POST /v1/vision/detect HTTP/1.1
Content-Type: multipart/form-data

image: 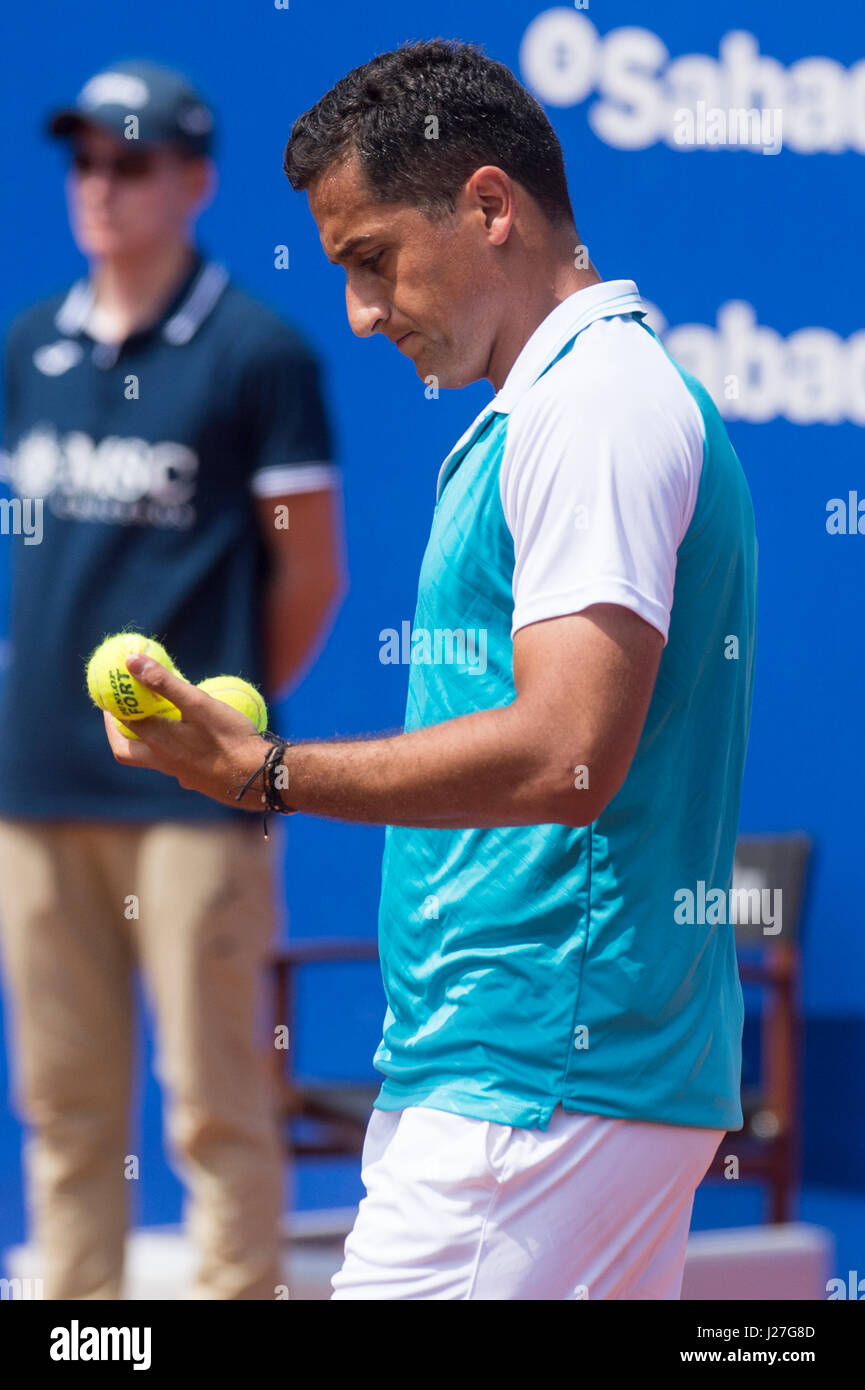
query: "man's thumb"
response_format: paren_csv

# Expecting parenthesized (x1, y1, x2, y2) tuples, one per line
(125, 654, 196, 712)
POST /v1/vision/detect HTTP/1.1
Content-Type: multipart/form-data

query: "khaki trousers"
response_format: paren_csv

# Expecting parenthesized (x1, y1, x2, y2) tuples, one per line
(0, 816, 284, 1300)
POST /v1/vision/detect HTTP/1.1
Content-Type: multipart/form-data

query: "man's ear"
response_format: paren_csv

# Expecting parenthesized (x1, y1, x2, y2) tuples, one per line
(465, 165, 515, 243)
(188, 156, 217, 213)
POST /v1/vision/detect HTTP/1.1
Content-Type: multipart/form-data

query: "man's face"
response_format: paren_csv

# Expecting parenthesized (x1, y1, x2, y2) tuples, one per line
(308, 157, 504, 389)
(66, 124, 210, 258)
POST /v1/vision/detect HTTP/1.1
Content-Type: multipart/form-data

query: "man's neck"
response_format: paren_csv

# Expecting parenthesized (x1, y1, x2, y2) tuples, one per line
(486, 254, 602, 392)
(87, 241, 197, 344)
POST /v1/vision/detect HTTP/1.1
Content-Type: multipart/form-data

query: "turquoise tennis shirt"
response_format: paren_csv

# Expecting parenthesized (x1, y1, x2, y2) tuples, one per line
(372, 280, 757, 1132)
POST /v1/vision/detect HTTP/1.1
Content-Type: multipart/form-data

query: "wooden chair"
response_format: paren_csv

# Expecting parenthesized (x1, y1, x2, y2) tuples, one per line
(704, 833, 813, 1222)
(269, 938, 380, 1158)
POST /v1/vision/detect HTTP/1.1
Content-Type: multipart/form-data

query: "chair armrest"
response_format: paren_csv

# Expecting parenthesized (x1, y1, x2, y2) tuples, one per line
(271, 939, 379, 967)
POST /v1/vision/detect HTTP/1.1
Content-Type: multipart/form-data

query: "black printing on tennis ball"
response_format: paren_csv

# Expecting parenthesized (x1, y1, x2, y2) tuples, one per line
(110, 669, 148, 716)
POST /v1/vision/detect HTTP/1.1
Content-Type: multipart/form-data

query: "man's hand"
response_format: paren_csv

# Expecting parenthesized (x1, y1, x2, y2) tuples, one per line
(103, 656, 272, 810)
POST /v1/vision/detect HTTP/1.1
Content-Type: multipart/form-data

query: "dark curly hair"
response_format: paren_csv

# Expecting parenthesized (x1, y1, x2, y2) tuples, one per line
(283, 38, 575, 227)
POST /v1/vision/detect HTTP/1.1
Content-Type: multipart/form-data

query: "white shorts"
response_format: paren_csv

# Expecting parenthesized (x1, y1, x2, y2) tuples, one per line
(330, 1103, 724, 1300)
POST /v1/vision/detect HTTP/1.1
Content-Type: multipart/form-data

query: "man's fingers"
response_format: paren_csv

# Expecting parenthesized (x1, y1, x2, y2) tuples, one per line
(103, 709, 155, 763)
(120, 659, 263, 744)
(124, 655, 203, 716)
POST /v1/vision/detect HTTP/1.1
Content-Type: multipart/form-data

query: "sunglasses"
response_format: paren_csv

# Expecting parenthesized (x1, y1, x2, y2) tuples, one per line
(70, 149, 161, 180)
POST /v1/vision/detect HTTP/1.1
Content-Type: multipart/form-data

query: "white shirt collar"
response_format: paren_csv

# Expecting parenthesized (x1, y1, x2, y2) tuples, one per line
(53, 259, 229, 344)
(492, 278, 645, 415)
(54, 279, 95, 336)
(435, 279, 645, 499)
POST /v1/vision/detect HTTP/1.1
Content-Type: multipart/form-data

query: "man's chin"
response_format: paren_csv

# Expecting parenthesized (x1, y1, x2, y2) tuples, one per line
(406, 351, 463, 390)
(75, 226, 155, 260)
(427, 362, 483, 391)
(75, 230, 128, 258)
(400, 341, 482, 390)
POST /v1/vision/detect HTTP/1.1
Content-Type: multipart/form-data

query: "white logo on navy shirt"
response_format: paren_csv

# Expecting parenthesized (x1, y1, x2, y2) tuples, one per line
(8, 426, 199, 530)
(33, 341, 84, 377)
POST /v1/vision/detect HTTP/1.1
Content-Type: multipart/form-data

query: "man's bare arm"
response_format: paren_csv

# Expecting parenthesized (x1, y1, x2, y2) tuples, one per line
(109, 603, 662, 827)
(255, 488, 347, 698)
(276, 603, 663, 825)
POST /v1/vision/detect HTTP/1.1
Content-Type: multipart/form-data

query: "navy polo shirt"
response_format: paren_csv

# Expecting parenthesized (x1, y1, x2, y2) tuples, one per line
(0, 250, 336, 821)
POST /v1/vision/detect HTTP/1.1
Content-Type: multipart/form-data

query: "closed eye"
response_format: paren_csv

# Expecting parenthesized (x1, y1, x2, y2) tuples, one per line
(360, 251, 383, 270)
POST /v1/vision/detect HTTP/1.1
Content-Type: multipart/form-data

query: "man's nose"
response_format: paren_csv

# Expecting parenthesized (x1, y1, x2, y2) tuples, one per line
(345, 282, 387, 339)
(85, 174, 115, 195)
(76, 168, 117, 198)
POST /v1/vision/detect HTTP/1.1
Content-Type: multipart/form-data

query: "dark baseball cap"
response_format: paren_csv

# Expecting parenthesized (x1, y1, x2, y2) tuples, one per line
(47, 60, 215, 156)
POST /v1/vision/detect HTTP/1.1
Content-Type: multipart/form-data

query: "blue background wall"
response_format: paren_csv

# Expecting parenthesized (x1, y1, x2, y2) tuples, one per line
(0, 1, 862, 1254)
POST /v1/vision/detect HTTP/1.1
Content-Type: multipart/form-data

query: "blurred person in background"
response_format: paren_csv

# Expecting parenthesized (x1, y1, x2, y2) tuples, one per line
(0, 60, 345, 1299)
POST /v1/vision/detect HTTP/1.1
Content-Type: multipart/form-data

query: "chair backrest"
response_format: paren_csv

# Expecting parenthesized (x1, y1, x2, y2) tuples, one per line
(731, 833, 813, 946)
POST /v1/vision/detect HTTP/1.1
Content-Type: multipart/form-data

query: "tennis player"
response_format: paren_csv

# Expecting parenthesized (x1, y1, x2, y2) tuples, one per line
(103, 40, 757, 1300)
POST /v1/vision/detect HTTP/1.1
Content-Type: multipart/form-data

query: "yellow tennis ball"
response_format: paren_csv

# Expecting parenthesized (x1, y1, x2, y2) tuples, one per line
(86, 632, 181, 725)
(197, 676, 268, 733)
(111, 712, 183, 742)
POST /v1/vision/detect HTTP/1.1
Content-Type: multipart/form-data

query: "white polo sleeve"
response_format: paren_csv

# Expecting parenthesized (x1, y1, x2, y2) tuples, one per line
(499, 357, 704, 644)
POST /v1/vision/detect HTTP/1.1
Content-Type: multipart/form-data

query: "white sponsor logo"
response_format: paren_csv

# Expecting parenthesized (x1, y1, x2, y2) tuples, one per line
(520, 11, 865, 154)
(642, 300, 865, 425)
(33, 340, 84, 377)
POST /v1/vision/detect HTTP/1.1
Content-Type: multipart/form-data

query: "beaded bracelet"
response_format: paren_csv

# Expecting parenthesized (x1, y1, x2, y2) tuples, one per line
(233, 730, 297, 838)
